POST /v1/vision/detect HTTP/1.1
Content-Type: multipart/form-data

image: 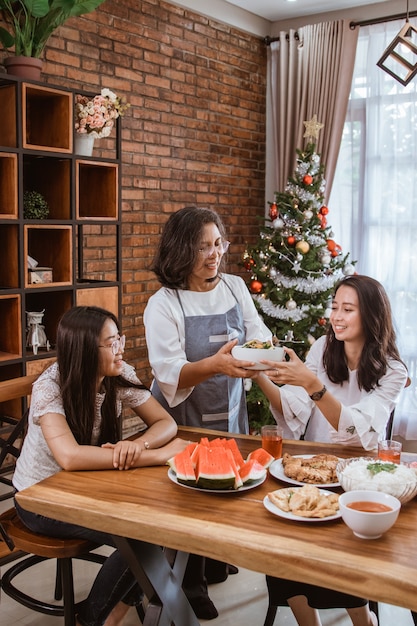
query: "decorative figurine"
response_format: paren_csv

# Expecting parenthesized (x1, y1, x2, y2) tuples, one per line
(26, 310, 51, 355)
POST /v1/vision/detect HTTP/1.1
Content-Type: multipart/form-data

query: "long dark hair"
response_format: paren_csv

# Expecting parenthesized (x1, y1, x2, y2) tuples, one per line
(150, 206, 227, 289)
(56, 306, 146, 445)
(323, 275, 404, 391)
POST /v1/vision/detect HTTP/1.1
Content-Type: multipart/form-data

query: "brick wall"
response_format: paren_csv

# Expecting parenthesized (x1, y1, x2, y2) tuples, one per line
(1, 0, 267, 385)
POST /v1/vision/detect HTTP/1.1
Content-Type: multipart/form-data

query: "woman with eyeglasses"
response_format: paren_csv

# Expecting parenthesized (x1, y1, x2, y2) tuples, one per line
(13, 305, 188, 626)
(144, 206, 272, 619)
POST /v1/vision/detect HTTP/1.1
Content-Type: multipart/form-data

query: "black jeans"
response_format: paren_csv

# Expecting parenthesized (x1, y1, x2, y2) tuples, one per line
(14, 498, 142, 626)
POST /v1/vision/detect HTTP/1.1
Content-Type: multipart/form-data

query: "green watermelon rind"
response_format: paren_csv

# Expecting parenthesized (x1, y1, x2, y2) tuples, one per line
(197, 476, 236, 490)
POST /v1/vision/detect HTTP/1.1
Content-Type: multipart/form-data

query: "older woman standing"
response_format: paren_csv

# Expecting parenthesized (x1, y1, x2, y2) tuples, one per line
(144, 205, 271, 619)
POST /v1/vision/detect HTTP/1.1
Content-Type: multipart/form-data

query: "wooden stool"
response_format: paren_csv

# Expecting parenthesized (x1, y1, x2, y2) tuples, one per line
(0, 507, 106, 626)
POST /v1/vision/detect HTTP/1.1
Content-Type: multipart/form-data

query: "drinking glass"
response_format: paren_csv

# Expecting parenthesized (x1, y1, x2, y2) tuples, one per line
(261, 425, 283, 459)
(377, 439, 402, 464)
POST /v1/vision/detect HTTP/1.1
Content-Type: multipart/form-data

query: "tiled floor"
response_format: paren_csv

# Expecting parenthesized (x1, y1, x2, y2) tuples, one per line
(1, 481, 414, 625)
(1, 553, 415, 625)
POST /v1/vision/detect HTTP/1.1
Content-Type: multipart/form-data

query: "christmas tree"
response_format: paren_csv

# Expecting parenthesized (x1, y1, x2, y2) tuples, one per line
(243, 116, 355, 431)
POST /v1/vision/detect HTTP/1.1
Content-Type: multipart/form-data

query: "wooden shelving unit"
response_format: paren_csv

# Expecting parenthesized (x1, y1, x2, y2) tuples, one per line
(0, 76, 122, 398)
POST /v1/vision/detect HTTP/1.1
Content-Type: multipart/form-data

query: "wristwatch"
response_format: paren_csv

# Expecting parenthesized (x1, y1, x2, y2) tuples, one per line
(309, 385, 327, 401)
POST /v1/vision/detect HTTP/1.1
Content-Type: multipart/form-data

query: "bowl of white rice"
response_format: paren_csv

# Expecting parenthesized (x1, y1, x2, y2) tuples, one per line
(336, 457, 417, 504)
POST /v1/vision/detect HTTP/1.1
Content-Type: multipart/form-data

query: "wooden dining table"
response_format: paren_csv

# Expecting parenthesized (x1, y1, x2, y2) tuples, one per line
(16, 426, 417, 625)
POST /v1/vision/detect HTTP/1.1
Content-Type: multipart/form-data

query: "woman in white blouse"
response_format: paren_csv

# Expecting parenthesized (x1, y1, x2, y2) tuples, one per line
(255, 274, 407, 626)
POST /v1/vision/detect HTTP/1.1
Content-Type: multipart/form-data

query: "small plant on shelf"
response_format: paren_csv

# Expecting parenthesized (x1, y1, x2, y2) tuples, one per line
(75, 88, 130, 139)
(23, 190, 49, 219)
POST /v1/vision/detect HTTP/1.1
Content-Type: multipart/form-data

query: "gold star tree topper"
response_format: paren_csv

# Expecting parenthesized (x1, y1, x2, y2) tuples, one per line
(303, 114, 324, 141)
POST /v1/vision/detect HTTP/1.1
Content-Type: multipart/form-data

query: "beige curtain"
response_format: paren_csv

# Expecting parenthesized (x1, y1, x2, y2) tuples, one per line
(269, 20, 359, 199)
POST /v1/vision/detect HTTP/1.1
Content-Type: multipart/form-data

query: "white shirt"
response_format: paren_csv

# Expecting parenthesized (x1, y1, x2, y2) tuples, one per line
(144, 274, 271, 407)
(272, 336, 408, 450)
(13, 361, 150, 492)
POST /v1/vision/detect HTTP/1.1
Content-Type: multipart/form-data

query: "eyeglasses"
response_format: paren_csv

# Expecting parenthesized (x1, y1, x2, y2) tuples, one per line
(98, 335, 126, 355)
(198, 240, 230, 258)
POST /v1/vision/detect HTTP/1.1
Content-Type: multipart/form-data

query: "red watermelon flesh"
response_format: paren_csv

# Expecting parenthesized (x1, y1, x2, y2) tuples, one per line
(224, 438, 245, 469)
(169, 449, 196, 486)
(225, 448, 243, 489)
(246, 448, 275, 468)
(195, 446, 236, 490)
(239, 459, 267, 484)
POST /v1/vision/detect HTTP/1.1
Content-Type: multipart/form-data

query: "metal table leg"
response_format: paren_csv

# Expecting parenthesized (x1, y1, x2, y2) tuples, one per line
(113, 536, 199, 626)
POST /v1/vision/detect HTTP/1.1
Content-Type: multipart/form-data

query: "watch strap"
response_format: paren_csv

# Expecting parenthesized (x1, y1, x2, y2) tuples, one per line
(309, 385, 327, 401)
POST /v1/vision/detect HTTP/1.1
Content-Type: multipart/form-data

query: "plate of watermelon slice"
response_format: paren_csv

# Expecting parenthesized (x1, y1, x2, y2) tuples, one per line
(167, 437, 273, 493)
(167, 467, 266, 493)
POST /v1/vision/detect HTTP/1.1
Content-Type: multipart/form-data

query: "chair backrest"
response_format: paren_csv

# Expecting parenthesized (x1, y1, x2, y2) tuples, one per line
(385, 376, 412, 439)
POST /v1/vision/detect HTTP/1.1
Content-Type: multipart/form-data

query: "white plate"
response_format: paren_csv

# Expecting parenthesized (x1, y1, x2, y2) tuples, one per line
(269, 455, 340, 488)
(263, 489, 342, 522)
(167, 467, 266, 493)
(231, 345, 285, 370)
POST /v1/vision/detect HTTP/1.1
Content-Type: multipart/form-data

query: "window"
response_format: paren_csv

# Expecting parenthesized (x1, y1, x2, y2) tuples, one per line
(330, 19, 417, 440)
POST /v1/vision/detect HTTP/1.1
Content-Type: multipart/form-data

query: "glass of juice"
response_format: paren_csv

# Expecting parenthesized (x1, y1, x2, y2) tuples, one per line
(377, 439, 402, 464)
(261, 425, 283, 459)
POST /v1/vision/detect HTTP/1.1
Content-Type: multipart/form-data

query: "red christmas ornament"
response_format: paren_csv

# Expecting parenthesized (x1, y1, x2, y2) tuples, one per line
(287, 236, 296, 246)
(244, 258, 255, 271)
(303, 174, 313, 185)
(320, 217, 327, 229)
(319, 205, 329, 215)
(269, 203, 278, 220)
(250, 279, 263, 294)
(331, 244, 342, 257)
(327, 239, 336, 251)
(318, 317, 327, 326)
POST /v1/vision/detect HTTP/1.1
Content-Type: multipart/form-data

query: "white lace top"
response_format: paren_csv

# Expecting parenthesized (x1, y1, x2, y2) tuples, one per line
(13, 361, 151, 492)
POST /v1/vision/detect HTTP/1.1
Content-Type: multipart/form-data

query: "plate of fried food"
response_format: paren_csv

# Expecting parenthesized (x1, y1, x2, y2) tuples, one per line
(264, 484, 341, 522)
(269, 452, 341, 488)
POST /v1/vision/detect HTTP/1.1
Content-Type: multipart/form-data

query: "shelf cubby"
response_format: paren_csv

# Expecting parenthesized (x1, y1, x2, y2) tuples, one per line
(24, 225, 73, 287)
(22, 83, 72, 153)
(0, 79, 120, 382)
(76, 161, 119, 219)
(76, 285, 119, 316)
(25, 290, 73, 353)
(23, 156, 71, 220)
(0, 364, 24, 419)
(0, 83, 17, 148)
(0, 295, 22, 361)
(77, 223, 118, 282)
(0, 153, 18, 218)
(0, 224, 19, 289)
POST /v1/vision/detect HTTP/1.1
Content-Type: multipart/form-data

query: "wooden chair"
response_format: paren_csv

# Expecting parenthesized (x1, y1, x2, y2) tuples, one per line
(0, 374, 107, 626)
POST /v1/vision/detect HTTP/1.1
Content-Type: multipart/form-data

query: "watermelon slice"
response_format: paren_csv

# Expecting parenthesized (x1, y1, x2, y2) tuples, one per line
(168, 449, 196, 486)
(195, 446, 236, 490)
(246, 448, 275, 468)
(239, 459, 267, 484)
(224, 438, 245, 469)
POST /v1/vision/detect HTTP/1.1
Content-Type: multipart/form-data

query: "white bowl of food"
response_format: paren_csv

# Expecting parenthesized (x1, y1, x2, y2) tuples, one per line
(336, 457, 417, 504)
(339, 489, 401, 539)
(232, 340, 285, 370)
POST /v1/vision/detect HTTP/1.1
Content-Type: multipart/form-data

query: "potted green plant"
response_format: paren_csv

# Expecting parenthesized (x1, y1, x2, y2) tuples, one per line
(0, 0, 106, 78)
(23, 190, 49, 219)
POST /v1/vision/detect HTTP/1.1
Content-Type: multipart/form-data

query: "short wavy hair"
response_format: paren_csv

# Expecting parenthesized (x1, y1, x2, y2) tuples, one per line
(150, 206, 227, 289)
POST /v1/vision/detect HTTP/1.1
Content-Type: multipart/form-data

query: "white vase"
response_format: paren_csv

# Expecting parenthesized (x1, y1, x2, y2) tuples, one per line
(74, 134, 95, 156)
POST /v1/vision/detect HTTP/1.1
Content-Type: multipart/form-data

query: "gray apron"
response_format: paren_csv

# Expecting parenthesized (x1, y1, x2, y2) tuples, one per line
(151, 278, 248, 434)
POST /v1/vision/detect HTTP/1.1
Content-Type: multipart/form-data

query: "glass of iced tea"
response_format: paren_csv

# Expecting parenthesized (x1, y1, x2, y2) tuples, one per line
(377, 439, 402, 464)
(261, 425, 283, 459)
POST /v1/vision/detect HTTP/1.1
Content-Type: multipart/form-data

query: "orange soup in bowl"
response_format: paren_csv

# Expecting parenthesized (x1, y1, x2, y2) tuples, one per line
(347, 501, 393, 513)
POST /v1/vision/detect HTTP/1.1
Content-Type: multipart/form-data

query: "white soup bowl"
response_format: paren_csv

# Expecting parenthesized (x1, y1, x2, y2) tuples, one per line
(339, 489, 401, 539)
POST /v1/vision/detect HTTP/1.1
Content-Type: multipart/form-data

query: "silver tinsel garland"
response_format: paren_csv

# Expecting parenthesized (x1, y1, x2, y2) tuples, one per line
(253, 295, 311, 321)
(269, 268, 343, 293)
